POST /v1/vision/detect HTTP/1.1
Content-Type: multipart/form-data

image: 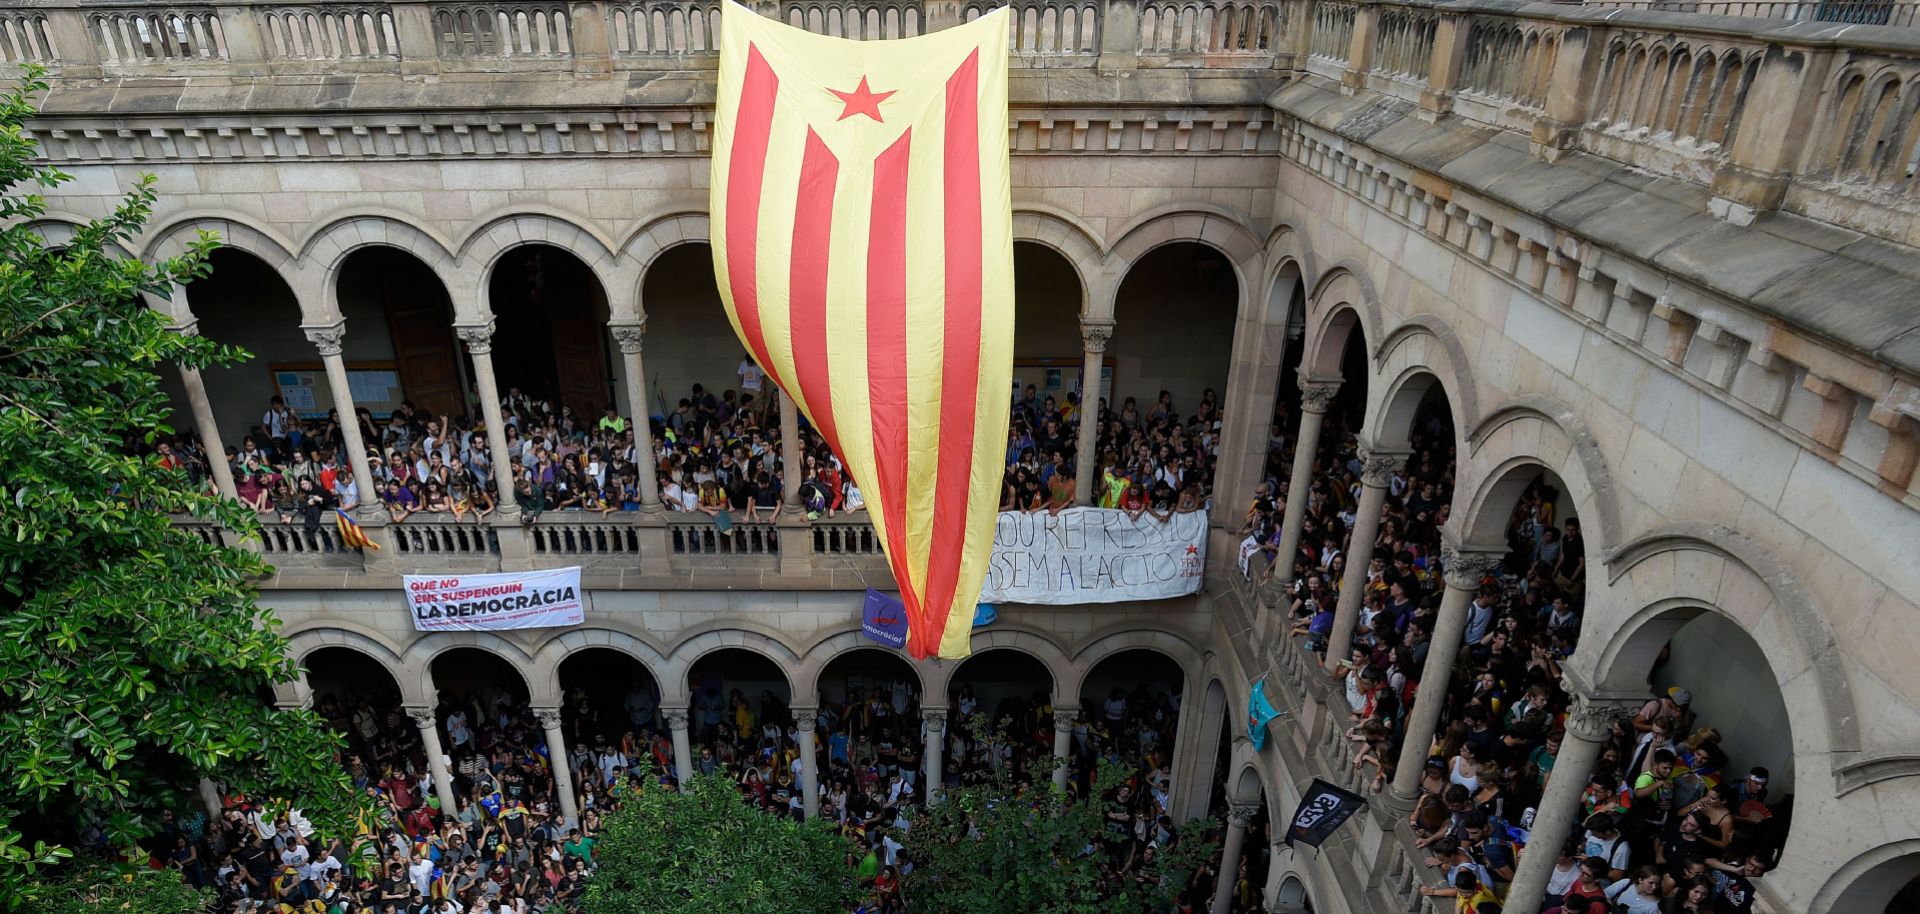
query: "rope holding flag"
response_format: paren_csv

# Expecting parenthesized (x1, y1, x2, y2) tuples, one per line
(710, 2, 1014, 660)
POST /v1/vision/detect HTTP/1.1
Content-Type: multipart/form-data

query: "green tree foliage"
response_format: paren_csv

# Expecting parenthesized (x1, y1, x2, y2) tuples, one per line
(0, 68, 363, 907)
(901, 715, 1214, 914)
(33, 858, 210, 914)
(583, 774, 857, 914)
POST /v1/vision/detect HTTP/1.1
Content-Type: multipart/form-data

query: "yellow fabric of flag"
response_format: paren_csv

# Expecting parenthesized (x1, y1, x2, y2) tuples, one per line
(710, 2, 1013, 660)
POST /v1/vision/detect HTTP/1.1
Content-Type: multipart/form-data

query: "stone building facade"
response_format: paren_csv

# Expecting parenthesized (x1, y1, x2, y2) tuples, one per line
(16, 0, 1920, 911)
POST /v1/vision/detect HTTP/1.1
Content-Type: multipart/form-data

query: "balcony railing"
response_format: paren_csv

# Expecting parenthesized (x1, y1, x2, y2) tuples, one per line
(172, 511, 897, 584)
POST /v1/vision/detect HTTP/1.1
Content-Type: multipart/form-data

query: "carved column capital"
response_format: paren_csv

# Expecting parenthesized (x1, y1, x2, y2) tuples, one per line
(791, 707, 818, 733)
(168, 319, 201, 338)
(1299, 383, 1341, 414)
(1358, 449, 1408, 487)
(608, 319, 647, 355)
(1562, 690, 1636, 743)
(923, 708, 949, 735)
(302, 320, 347, 357)
(1227, 803, 1260, 827)
(661, 707, 690, 731)
(1053, 709, 1079, 733)
(1441, 543, 1507, 591)
(405, 707, 436, 730)
(454, 321, 497, 355)
(1079, 318, 1115, 354)
(533, 708, 563, 730)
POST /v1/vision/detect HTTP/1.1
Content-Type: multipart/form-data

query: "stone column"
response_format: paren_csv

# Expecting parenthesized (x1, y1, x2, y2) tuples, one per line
(663, 707, 694, 788)
(1052, 708, 1077, 793)
(407, 706, 460, 816)
(1503, 691, 1631, 912)
(1074, 318, 1114, 505)
(1387, 543, 1506, 802)
(1211, 803, 1259, 914)
(171, 328, 240, 502)
(455, 322, 520, 515)
(606, 321, 662, 509)
(779, 387, 804, 510)
(1323, 448, 1405, 671)
(793, 707, 821, 820)
(1269, 383, 1339, 587)
(197, 777, 225, 822)
(303, 321, 381, 518)
(534, 708, 579, 827)
(923, 709, 948, 804)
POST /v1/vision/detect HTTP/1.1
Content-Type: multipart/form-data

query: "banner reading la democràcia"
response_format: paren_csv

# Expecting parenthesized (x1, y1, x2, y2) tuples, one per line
(978, 507, 1206, 606)
(405, 567, 585, 632)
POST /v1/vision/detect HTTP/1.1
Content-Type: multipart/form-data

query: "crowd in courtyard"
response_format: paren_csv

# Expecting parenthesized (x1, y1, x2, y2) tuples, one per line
(1241, 398, 1788, 914)
(142, 666, 1248, 914)
(141, 365, 1221, 536)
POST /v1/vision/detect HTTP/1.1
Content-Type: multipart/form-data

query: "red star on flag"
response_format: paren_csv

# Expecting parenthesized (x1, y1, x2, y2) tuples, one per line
(1186, 545, 1200, 555)
(830, 75, 895, 122)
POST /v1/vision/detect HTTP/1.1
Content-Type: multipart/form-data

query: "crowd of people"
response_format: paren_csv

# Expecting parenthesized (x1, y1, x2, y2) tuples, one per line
(1001, 384, 1221, 519)
(140, 365, 1223, 539)
(136, 664, 1239, 914)
(1239, 397, 1788, 914)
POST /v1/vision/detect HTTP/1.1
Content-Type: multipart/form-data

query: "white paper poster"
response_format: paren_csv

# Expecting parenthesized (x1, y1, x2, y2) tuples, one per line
(405, 567, 585, 632)
(979, 508, 1207, 605)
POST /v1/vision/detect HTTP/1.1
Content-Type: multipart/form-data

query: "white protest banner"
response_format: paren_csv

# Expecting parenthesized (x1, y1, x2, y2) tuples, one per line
(405, 567, 585, 632)
(979, 507, 1207, 605)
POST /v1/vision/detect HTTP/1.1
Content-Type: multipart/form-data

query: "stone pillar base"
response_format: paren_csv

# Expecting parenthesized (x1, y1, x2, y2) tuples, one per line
(777, 516, 813, 577)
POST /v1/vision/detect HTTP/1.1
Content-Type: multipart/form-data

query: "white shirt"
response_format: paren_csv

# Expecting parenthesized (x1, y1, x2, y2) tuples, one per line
(738, 360, 765, 391)
(410, 858, 436, 895)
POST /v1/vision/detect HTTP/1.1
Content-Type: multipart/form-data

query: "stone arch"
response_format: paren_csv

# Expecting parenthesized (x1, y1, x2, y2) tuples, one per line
(528, 626, 672, 710)
(1106, 203, 1263, 266)
(1299, 264, 1383, 382)
(1102, 205, 1264, 322)
(1457, 394, 1625, 558)
(1589, 523, 1860, 764)
(403, 631, 542, 707)
(1013, 204, 1104, 315)
(142, 210, 301, 273)
(946, 627, 1074, 702)
(793, 627, 923, 707)
(1260, 223, 1312, 326)
(622, 210, 711, 322)
(300, 213, 461, 323)
(1227, 746, 1267, 805)
(458, 211, 622, 324)
(281, 623, 420, 704)
(19, 213, 92, 249)
(1065, 626, 1204, 700)
(661, 625, 805, 705)
(1369, 315, 1479, 453)
(1813, 838, 1920, 914)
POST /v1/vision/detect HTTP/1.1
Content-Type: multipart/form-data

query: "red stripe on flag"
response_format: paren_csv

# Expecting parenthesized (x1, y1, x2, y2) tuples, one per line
(865, 129, 920, 644)
(725, 44, 783, 390)
(789, 128, 843, 457)
(920, 49, 985, 659)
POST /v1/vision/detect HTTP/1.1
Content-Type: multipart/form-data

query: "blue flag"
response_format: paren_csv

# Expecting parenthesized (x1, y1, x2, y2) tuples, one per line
(1248, 676, 1281, 751)
(973, 603, 998, 627)
(861, 589, 908, 649)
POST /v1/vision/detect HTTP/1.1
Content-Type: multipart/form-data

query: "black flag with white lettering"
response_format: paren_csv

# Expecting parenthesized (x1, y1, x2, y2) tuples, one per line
(1284, 778, 1367, 848)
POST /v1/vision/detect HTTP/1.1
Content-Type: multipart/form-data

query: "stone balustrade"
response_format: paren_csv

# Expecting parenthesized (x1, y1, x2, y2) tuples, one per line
(23, 0, 1920, 248)
(175, 512, 893, 586)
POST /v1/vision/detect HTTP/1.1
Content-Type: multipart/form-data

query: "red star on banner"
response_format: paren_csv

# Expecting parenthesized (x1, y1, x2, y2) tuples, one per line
(830, 75, 895, 122)
(1186, 545, 1200, 555)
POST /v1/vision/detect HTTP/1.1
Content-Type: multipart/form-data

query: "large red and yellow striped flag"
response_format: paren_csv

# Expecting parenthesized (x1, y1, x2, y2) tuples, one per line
(711, 2, 1013, 660)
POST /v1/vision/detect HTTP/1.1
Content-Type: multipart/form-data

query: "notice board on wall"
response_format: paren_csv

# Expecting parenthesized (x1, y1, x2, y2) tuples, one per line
(270, 361, 405, 420)
(1011, 356, 1112, 406)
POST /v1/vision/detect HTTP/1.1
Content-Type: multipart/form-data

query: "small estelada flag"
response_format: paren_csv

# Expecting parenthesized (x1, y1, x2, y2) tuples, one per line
(710, 3, 1013, 661)
(335, 508, 380, 551)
